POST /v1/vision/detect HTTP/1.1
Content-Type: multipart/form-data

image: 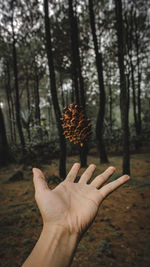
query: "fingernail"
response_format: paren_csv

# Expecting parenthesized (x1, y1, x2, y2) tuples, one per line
(74, 163, 80, 167)
(32, 168, 38, 176)
(90, 164, 96, 168)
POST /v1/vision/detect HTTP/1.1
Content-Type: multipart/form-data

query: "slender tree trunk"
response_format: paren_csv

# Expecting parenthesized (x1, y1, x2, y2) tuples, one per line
(129, 10, 138, 136)
(89, 0, 108, 163)
(130, 56, 138, 134)
(0, 107, 9, 167)
(137, 70, 142, 134)
(134, 13, 142, 135)
(11, 92, 17, 143)
(60, 73, 65, 109)
(26, 68, 31, 142)
(71, 79, 75, 103)
(47, 95, 54, 140)
(48, 95, 54, 127)
(69, 0, 85, 107)
(44, 0, 66, 179)
(109, 85, 112, 131)
(68, 0, 80, 105)
(115, 0, 130, 175)
(12, 35, 25, 151)
(5, 61, 14, 143)
(69, 0, 88, 167)
(126, 72, 130, 109)
(66, 88, 69, 107)
(34, 64, 42, 140)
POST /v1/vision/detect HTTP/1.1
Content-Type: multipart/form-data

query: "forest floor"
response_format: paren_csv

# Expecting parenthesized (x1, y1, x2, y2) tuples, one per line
(0, 151, 150, 267)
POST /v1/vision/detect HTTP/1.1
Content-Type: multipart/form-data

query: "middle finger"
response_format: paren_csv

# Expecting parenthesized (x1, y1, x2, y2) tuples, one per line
(79, 164, 96, 184)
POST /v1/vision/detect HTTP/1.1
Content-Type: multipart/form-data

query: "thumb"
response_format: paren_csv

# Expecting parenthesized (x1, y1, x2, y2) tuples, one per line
(32, 168, 49, 193)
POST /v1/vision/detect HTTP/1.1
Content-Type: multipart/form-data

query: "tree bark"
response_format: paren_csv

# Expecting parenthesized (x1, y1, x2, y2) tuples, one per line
(26, 67, 31, 142)
(68, 0, 88, 167)
(0, 107, 9, 167)
(134, 12, 142, 135)
(68, 0, 80, 105)
(66, 88, 69, 108)
(12, 35, 25, 151)
(10, 0, 25, 150)
(109, 85, 112, 131)
(115, 0, 130, 175)
(44, 0, 66, 179)
(127, 10, 138, 136)
(89, 0, 108, 163)
(5, 61, 14, 143)
(34, 63, 42, 140)
(11, 92, 17, 143)
(60, 73, 65, 109)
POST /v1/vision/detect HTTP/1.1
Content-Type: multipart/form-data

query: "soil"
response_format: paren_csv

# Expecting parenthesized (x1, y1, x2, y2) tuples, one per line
(0, 153, 150, 267)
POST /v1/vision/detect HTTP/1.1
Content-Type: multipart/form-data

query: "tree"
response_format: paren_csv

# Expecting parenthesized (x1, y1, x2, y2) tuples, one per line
(115, 0, 130, 174)
(4, 56, 15, 143)
(88, 0, 108, 163)
(68, 0, 88, 167)
(0, 107, 9, 167)
(44, 0, 66, 179)
(11, 0, 25, 151)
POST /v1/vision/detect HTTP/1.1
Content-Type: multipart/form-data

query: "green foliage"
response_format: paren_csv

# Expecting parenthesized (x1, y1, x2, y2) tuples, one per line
(0, 0, 149, 156)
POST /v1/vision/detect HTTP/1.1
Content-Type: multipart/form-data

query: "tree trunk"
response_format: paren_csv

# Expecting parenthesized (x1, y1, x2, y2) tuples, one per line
(134, 12, 142, 135)
(68, 0, 80, 105)
(130, 55, 138, 134)
(68, 0, 88, 167)
(34, 63, 42, 140)
(89, 0, 108, 163)
(115, 0, 130, 175)
(11, 93, 17, 143)
(44, 0, 66, 179)
(71, 79, 75, 103)
(12, 36, 25, 151)
(60, 73, 65, 109)
(5, 61, 14, 143)
(0, 107, 9, 167)
(66, 88, 69, 107)
(47, 95, 54, 140)
(137, 70, 142, 134)
(109, 85, 112, 131)
(128, 10, 138, 136)
(26, 68, 31, 142)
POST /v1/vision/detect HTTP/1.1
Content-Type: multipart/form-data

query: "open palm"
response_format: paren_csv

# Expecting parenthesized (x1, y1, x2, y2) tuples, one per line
(33, 163, 129, 236)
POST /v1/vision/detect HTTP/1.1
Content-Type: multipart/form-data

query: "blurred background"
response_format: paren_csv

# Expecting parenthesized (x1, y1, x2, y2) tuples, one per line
(0, 0, 150, 266)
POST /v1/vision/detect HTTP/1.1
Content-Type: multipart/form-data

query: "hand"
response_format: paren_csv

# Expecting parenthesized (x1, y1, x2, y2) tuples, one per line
(33, 163, 129, 237)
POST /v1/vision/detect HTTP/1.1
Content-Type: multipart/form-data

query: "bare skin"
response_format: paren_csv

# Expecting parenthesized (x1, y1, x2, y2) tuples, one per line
(22, 163, 130, 267)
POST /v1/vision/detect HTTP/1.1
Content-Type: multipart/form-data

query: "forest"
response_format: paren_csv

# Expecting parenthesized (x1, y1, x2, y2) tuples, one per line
(0, 0, 150, 266)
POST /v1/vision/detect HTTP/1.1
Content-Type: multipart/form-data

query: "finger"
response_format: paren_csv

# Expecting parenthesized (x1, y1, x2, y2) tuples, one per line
(79, 164, 96, 184)
(98, 175, 130, 201)
(33, 168, 49, 193)
(91, 166, 115, 188)
(65, 163, 80, 182)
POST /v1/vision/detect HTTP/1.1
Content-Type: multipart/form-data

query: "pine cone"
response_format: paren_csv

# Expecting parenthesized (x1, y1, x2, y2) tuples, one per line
(60, 104, 91, 147)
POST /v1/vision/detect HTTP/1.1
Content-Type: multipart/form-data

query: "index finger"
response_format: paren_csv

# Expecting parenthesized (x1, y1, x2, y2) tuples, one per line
(65, 163, 80, 182)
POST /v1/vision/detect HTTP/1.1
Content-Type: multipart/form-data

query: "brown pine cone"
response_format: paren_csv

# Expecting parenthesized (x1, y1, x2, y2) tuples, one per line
(60, 104, 91, 146)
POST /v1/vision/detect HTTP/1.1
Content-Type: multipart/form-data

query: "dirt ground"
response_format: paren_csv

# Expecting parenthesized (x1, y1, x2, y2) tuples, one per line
(0, 152, 150, 267)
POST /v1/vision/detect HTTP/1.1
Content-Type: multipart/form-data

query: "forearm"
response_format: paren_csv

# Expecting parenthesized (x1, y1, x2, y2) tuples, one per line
(22, 224, 78, 267)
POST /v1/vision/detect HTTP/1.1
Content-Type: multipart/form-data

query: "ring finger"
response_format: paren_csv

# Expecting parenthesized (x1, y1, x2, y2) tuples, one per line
(91, 166, 115, 188)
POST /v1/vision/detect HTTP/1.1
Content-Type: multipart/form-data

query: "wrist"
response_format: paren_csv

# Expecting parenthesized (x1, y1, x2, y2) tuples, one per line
(42, 222, 79, 244)
(41, 223, 78, 267)
(43, 221, 79, 237)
